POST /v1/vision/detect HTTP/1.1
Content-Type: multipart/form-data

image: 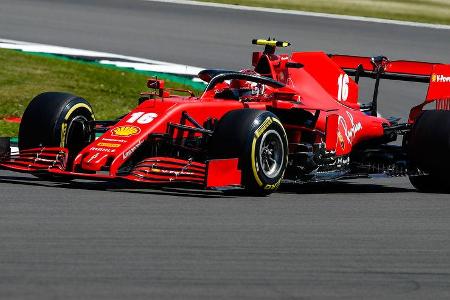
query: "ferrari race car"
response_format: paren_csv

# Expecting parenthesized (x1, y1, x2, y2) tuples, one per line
(1, 39, 449, 195)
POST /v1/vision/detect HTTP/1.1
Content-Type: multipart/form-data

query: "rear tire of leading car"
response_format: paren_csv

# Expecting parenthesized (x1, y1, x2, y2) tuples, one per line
(407, 110, 450, 193)
(209, 109, 288, 196)
(19, 92, 95, 178)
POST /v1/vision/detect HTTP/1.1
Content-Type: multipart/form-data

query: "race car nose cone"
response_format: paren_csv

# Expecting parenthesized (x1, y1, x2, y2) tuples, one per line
(81, 152, 110, 172)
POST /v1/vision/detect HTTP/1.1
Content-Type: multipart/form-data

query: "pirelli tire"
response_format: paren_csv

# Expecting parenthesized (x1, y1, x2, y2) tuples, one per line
(210, 109, 288, 195)
(407, 110, 450, 193)
(19, 92, 95, 173)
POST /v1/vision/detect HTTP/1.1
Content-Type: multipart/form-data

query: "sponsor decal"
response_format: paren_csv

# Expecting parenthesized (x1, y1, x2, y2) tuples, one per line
(86, 153, 108, 164)
(111, 126, 141, 137)
(89, 147, 116, 153)
(150, 168, 194, 176)
(432, 73, 450, 83)
(264, 178, 282, 190)
(255, 117, 273, 138)
(338, 112, 362, 145)
(123, 139, 144, 159)
(336, 156, 350, 167)
(102, 138, 127, 143)
(97, 142, 121, 148)
(337, 131, 345, 150)
(431, 73, 437, 82)
(87, 153, 99, 163)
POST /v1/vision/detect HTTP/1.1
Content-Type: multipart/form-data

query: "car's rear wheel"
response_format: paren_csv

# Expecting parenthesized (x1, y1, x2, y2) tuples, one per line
(407, 110, 450, 193)
(209, 109, 288, 195)
(19, 92, 95, 175)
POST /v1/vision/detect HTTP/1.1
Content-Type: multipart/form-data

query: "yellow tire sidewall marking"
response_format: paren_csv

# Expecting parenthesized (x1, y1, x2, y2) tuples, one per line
(271, 117, 288, 189)
(251, 136, 264, 187)
(250, 116, 288, 189)
(60, 103, 94, 147)
(251, 116, 273, 187)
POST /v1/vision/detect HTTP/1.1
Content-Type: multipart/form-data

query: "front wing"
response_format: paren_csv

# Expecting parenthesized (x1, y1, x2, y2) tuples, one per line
(0, 147, 242, 189)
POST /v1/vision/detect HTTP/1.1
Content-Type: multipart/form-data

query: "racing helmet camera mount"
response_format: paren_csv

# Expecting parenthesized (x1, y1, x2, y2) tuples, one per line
(146, 77, 165, 98)
(252, 38, 291, 55)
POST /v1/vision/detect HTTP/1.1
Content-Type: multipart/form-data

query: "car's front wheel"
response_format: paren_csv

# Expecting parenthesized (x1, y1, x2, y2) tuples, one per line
(19, 92, 95, 173)
(209, 109, 288, 195)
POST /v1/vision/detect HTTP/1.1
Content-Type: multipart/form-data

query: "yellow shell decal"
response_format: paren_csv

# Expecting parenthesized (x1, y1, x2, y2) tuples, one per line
(111, 126, 141, 137)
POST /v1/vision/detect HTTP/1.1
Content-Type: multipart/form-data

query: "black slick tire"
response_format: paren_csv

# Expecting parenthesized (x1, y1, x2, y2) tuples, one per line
(209, 109, 288, 195)
(19, 92, 95, 175)
(407, 110, 450, 193)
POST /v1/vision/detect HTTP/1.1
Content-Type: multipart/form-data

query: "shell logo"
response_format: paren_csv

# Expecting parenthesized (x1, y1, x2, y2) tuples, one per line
(111, 126, 141, 137)
(431, 74, 437, 82)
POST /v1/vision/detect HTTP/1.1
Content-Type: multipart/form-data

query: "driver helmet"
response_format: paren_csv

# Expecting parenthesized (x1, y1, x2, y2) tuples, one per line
(229, 79, 254, 98)
(230, 79, 258, 98)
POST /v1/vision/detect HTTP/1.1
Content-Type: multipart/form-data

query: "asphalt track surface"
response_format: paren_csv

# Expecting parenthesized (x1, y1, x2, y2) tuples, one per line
(0, 0, 450, 299)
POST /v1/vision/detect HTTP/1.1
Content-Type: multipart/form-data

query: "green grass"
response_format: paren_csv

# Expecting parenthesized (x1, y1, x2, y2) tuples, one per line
(199, 0, 450, 25)
(0, 48, 202, 137)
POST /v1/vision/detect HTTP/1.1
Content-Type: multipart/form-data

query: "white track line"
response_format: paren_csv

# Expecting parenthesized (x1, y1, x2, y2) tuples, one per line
(1, 38, 206, 148)
(143, 0, 450, 30)
(0, 38, 204, 77)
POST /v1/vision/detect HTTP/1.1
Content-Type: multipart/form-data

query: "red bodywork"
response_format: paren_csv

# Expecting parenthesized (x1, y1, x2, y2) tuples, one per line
(2, 47, 449, 189)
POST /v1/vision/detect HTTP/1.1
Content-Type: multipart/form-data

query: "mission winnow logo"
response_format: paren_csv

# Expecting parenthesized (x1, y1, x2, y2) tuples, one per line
(432, 73, 450, 83)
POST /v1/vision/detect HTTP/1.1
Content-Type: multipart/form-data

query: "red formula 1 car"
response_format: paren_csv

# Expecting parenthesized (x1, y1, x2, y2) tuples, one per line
(1, 39, 449, 195)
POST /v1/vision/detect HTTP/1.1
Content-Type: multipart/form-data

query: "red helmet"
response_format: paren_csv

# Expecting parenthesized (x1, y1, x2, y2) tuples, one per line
(229, 79, 252, 90)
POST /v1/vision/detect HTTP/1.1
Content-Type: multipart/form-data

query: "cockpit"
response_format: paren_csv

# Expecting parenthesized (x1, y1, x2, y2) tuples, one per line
(198, 69, 286, 101)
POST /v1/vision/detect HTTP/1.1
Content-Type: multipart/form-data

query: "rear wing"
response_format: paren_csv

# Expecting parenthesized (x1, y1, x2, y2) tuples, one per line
(330, 54, 434, 82)
(329, 55, 450, 122)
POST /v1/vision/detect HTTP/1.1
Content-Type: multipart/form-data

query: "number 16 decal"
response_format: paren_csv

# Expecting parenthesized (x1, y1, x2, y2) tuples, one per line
(337, 73, 349, 101)
(126, 112, 158, 124)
